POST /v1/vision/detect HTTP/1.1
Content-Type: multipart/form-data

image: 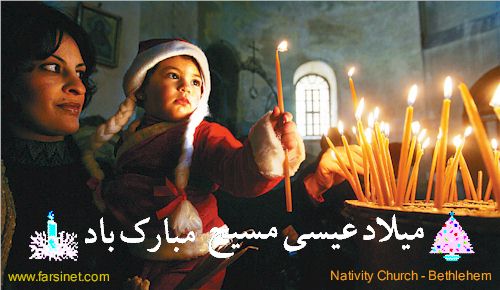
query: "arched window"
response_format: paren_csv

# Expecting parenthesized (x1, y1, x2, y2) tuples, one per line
(294, 61, 337, 139)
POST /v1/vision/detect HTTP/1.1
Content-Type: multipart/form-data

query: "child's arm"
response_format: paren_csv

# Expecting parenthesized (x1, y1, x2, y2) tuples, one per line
(191, 107, 305, 197)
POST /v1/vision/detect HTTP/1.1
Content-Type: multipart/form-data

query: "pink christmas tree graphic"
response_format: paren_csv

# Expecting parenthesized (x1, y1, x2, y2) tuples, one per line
(430, 211, 474, 262)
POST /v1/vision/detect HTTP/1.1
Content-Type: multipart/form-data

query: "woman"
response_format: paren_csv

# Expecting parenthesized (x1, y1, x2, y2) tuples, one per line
(1, 3, 126, 289)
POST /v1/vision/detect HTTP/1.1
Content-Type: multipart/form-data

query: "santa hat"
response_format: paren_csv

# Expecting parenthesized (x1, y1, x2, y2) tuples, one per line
(123, 39, 212, 235)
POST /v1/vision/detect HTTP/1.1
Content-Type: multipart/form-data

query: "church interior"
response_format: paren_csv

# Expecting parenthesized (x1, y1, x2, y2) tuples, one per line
(10, 1, 500, 289)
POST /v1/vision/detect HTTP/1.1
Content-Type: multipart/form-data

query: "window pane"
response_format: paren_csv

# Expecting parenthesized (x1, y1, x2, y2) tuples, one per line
(314, 124, 320, 135)
(313, 93, 320, 112)
(295, 74, 332, 137)
(296, 89, 304, 102)
(307, 124, 313, 135)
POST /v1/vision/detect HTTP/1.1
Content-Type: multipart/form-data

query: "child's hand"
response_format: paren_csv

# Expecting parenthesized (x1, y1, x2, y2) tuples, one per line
(248, 106, 305, 178)
(269, 106, 298, 152)
(269, 106, 305, 175)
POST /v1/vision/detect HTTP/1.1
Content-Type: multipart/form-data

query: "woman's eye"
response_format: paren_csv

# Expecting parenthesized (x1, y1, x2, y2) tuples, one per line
(77, 71, 85, 79)
(192, 79, 201, 87)
(41, 64, 60, 73)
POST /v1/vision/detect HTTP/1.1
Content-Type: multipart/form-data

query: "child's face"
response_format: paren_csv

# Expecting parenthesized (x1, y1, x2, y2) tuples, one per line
(142, 56, 203, 122)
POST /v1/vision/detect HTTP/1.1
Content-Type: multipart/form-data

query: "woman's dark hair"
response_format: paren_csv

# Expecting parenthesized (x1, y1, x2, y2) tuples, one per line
(1, 2, 97, 119)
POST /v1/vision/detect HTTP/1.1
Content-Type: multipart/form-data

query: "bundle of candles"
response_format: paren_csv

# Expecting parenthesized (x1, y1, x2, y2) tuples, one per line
(274, 40, 498, 212)
(324, 70, 500, 210)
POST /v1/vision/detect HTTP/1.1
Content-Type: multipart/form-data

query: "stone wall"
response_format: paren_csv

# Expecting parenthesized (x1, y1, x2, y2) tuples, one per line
(196, 1, 424, 160)
(420, 2, 499, 138)
(47, 2, 498, 163)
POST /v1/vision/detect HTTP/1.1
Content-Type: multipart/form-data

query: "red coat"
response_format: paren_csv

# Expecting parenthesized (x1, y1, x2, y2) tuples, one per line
(104, 119, 283, 289)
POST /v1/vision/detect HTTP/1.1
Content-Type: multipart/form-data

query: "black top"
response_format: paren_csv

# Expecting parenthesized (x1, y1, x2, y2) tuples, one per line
(2, 133, 130, 289)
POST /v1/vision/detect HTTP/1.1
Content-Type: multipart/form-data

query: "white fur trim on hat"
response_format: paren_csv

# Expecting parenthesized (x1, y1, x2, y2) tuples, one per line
(123, 40, 211, 191)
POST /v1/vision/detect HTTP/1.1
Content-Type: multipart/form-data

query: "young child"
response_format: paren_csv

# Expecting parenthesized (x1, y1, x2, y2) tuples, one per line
(84, 39, 305, 289)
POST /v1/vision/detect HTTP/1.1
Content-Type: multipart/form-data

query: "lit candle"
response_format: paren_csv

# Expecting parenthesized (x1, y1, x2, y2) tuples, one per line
(444, 127, 472, 202)
(352, 126, 361, 145)
(276, 40, 288, 112)
(377, 120, 393, 197)
(275, 40, 292, 212)
(434, 77, 452, 208)
(402, 124, 423, 202)
(383, 124, 398, 198)
(459, 82, 500, 209)
(490, 83, 500, 120)
(404, 145, 420, 203)
(356, 99, 385, 204)
(484, 139, 498, 201)
(408, 137, 429, 202)
(396, 84, 417, 206)
(444, 158, 454, 203)
(371, 112, 393, 205)
(404, 122, 422, 176)
(451, 170, 458, 202)
(360, 123, 386, 205)
(324, 134, 360, 201)
(338, 120, 366, 201)
(415, 138, 431, 202)
(461, 159, 472, 200)
(355, 99, 371, 200)
(348, 67, 359, 109)
(425, 130, 442, 202)
(443, 135, 464, 203)
(459, 153, 478, 201)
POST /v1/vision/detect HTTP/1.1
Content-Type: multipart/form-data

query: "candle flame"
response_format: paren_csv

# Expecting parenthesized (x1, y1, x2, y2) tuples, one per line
(464, 126, 473, 138)
(374, 107, 380, 121)
(453, 135, 462, 148)
(422, 137, 431, 150)
(277, 40, 288, 52)
(411, 121, 421, 135)
(348, 67, 355, 77)
(380, 122, 386, 134)
(365, 129, 373, 144)
(384, 124, 390, 137)
(408, 84, 417, 105)
(490, 83, 500, 107)
(444, 76, 453, 99)
(418, 129, 427, 143)
(368, 113, 375, 128)
(492, 138, 498, 150)
(355, 98, 365, 120)
(351, 126, 357, 136)
(338, 120, 344, 135)
(323, 125, 331, 137)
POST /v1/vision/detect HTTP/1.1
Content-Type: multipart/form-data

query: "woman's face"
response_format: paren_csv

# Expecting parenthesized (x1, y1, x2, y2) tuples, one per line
(142, 56, 203, 122)
(13, 33, 87, 141)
